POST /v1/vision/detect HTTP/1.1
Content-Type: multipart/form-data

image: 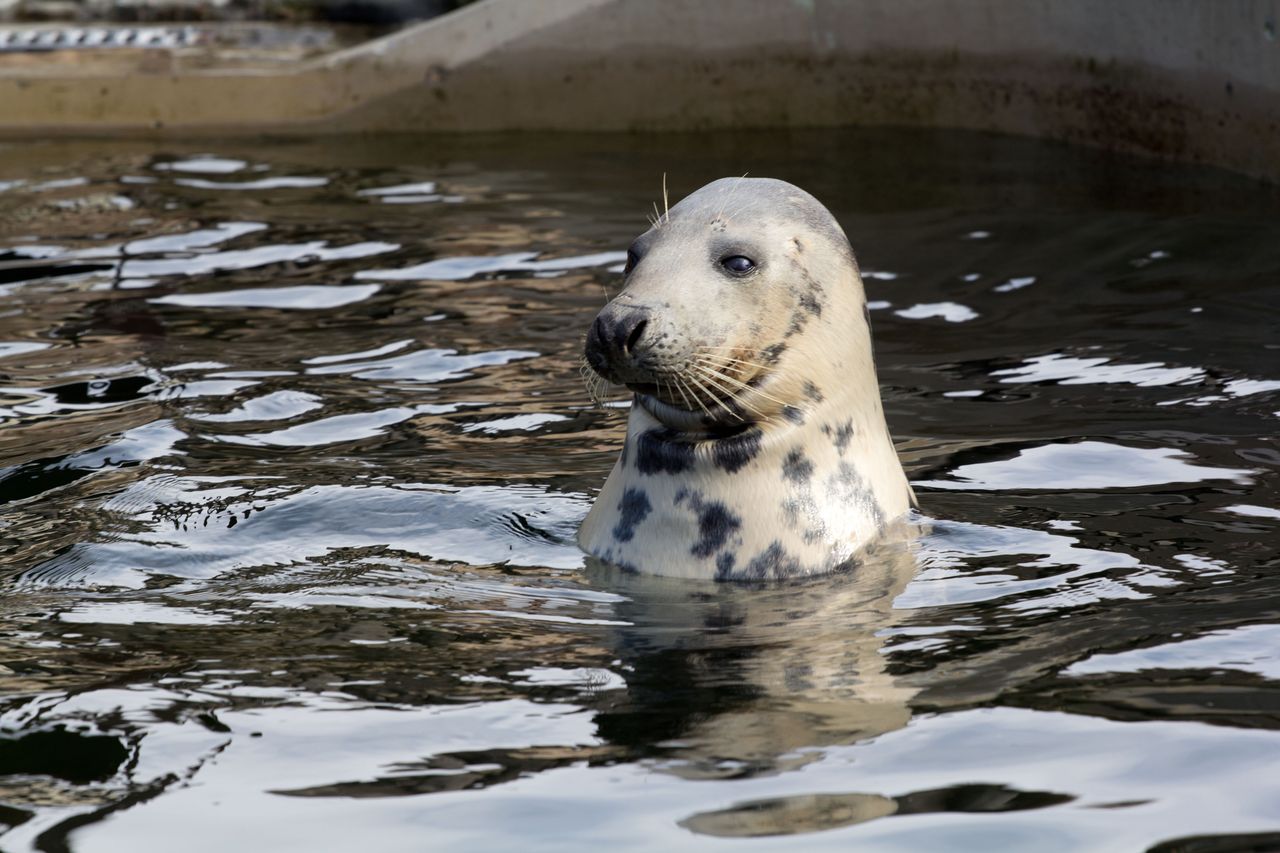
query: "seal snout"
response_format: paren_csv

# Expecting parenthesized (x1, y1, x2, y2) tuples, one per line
(585, 303, 658, 384)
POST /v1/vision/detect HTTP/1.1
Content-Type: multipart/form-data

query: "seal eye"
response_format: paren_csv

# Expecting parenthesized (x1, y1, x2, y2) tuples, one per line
(721, 255, 756, 275)
(624, 250, 640, 275)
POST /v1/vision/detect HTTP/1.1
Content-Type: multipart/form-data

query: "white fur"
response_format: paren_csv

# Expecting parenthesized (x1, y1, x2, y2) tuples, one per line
(578, 178, 912, 580)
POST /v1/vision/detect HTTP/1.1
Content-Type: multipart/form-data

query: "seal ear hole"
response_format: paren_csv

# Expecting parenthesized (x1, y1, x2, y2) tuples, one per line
(721, 255, 756, 276)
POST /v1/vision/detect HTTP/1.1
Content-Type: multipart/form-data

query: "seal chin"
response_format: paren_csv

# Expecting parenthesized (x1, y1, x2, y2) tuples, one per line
(635, 392, 746, 433)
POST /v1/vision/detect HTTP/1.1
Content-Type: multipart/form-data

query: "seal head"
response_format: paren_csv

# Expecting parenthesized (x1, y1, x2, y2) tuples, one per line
(579, 177, 913, 580)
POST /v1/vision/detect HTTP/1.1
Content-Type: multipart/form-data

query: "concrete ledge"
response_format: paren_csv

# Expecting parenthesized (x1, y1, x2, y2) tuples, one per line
(2, 0, 1279, 179)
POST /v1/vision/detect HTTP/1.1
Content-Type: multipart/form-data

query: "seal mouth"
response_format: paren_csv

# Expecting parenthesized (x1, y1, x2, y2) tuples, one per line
(637, 392, 732, 433)
(627, 368, 755, 422)
(583, 340, 782, 428)
(637, 359, 783, 431)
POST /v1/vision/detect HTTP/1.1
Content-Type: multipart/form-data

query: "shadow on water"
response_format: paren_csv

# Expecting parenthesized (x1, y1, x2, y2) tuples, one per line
(0, 128, 1277, 851)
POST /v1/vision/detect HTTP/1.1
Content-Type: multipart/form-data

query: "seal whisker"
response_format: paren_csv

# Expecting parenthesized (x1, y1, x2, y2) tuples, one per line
(682, 376, 707, 415)
(690, 364, 766, 419)
(697, 359, 782, 390)
(692, 360, 781, 412)
(585, 374, 604, 406)
(693, 352, 777, 385)
(697, 351, 778, 371)
(666, 373, 696, 412)
(701, 361, 777, 380)
(693, 360, 787, 409)
(580, 355, 613, 406)
(691, 356, 749, 384)
(698, 345, 772, 356)
(697, 349, 775, 365)
(701, 361, 768, 399)
(678, 373, 715, 419)
(721, 175, 758, 223)
(684, 369, 739, 420)
(578, 176, 914, 579)
(659, 375, 682, 411)
(676, 374, 711, 418)
(696, 352, 777, 375)
(714, 171, 750, 221)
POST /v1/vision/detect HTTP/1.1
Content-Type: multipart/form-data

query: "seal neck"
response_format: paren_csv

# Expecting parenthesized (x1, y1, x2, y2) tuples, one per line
(625, 393, 802, 473)
(576, 381, 910, 579)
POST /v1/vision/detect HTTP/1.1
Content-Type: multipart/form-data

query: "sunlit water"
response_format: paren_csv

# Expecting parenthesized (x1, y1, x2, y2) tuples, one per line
(0, 130, 1277, 852)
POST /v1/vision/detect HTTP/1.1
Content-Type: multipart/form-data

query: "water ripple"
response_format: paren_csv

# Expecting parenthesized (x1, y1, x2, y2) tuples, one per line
(150, 284, 382, 310)
(916, 441, 1254, 491)
(1, 130, 1278, 852)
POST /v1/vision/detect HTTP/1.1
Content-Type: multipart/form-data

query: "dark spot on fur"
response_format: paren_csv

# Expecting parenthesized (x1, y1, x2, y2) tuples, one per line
(780, 497, 801, 526)
(601, 547, 639, 574)
(802, 381, 824, 403)
(762, 343, 787, 364)
(827, 460, 886, 529)
(781, 464, 828, 544)
(793, 266, 824, 308)
(691, 500, 742, 559)
(677, 490, 742, 562)
(742, 540, 804, 580)
(619, 440, 629, 468)
(794, 206, 855, 263)
(792, 236, 804, 253)
(831, 420, 855, 453)
(715, 552, 737, 580)
(782, 405, 804, 424)
(612, 488, 651, 542)
(784, 309, 808, 339)
(798, 290, 823, 317)
(783, 449, 813, 483)
(635, 428, 695, 474)
(673, 487, 690, 506)
(712, 428, 762, 473)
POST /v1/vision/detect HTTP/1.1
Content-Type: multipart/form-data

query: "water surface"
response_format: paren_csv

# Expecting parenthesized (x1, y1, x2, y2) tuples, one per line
(0, 130, 1277, 852)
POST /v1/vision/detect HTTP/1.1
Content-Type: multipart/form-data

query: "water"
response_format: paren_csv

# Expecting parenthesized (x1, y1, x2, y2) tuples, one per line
(0, 130, 1277, 852)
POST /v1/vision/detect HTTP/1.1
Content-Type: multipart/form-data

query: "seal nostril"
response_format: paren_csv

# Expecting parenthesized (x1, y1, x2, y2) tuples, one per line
(625, 318, 648, 353)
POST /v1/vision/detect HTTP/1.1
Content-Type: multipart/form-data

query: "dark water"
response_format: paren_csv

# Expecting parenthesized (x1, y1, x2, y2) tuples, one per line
(0, 130, 1277, 852)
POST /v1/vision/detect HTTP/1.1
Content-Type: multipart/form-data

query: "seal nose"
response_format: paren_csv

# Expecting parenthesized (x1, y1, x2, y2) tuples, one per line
(623, 318, 648, 354)
(585, 305, 651, 377)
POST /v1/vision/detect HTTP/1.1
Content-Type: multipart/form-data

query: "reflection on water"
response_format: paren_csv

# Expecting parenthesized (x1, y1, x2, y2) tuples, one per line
(0, 130, 1277, 851)
(916, 440, 1254, 491)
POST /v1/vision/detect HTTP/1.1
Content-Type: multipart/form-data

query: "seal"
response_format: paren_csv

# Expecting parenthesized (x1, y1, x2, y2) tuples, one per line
(578, 177, 914, 580)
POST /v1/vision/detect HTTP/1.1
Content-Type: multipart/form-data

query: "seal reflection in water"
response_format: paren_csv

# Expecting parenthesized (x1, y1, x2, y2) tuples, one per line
(585, 546, 921, 836)
(579, 177, 915, 579)
(587, 549, 917, 771)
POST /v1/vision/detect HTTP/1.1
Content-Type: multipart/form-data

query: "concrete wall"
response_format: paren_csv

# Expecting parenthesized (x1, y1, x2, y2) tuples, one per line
(2, 0, 1279, 178)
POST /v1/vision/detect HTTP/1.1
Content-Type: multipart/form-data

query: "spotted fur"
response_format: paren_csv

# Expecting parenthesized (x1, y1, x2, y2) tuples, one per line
(635, 428, 695, 475)
(578, 177, 914, 580)
(612, 488, 652, 542)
